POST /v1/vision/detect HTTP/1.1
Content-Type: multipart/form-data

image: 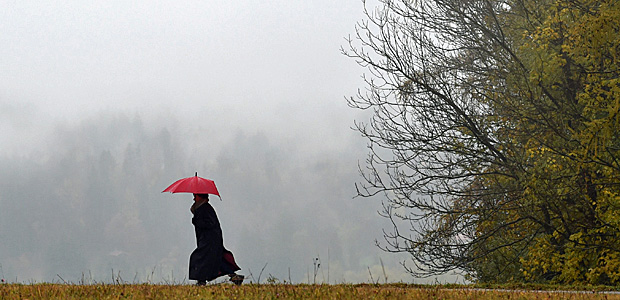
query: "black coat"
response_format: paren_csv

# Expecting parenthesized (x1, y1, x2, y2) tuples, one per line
(189, 202, 240, 281)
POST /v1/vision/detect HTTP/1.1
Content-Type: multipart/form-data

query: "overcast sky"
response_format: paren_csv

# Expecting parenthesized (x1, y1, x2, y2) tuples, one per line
(0, 1, 459, 284)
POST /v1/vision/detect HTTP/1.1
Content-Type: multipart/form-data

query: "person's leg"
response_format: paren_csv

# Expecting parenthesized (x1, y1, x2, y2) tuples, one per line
(219, 257, 236, 275)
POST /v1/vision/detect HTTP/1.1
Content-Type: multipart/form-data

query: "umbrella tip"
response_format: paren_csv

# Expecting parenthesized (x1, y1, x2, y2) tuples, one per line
(195, 172, 198, 177)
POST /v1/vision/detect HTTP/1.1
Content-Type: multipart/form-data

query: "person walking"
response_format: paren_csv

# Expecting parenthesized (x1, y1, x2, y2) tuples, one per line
(189, 193, 244, 285)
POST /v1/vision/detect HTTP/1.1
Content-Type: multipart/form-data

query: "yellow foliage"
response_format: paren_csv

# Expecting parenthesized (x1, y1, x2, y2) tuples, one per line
(479, 0, 620, 285)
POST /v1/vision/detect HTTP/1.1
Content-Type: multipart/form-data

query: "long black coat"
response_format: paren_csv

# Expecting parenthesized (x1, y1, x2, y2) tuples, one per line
(189, 202, 240, 281)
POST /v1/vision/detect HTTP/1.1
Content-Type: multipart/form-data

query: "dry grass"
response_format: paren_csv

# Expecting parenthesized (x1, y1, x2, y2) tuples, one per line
(2, 283, 620, 299)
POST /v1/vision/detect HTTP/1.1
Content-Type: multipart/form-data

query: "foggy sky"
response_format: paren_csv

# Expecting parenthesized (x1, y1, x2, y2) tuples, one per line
(0, 1, 455, 284)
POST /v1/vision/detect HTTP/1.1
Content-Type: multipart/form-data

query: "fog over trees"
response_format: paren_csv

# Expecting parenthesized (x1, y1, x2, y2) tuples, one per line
(0, 112, 416, 283)
(0, 0, 435, 285)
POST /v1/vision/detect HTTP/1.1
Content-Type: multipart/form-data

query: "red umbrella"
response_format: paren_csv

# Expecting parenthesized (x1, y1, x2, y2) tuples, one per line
(162, 172, 220, 197)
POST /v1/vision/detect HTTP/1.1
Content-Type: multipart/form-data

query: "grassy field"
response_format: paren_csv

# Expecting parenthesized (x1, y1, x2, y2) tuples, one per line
(2, 284, 620, 300)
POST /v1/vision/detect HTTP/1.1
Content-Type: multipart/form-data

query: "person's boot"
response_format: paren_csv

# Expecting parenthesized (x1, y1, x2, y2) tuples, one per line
(229, 274, 244, 285)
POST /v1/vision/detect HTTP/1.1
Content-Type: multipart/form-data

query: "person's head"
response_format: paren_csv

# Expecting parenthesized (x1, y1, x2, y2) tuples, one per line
(193, 193, 210, 202)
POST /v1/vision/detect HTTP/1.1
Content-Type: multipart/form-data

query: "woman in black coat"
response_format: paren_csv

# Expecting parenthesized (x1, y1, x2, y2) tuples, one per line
(189, 194, 243, 285)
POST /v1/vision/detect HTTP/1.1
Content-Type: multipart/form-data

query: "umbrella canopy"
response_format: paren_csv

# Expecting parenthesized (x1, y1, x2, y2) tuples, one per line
(162, 173, 220, 197)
